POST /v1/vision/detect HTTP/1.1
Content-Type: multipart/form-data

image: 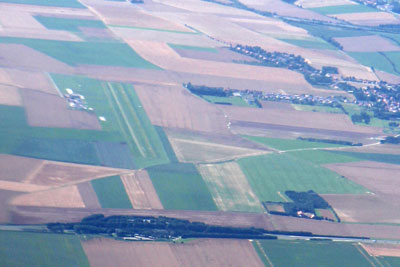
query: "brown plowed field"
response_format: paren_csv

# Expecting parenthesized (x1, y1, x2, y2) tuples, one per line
(20, 88, 101, 130)
(221, 105, 382, 134)
(121, 171, 163, 209)
(0, 154, 43, 183)
(173, 47, 257, 64)
(5, 69, 57, 94)
(362, 243, 400, 257)
(25, 161, 126, 186)
(11, 185, 85, 208)
(0, 189, 22, 223)
(336, 144, 400, 155)
(77, 182, 101, 209)
(335, 35, 400, 52)
(82, 238, 263, 267)
(323, 161, 400, 223)
(134, 84, 229, 134)
(0, 28, 83, 41)
(0, 85, 22, 106)
(0, 44, 74, 73)
(0, 181, 49, 193)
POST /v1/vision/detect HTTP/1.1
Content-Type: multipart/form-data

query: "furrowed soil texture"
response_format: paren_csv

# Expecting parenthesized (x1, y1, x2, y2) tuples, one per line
(197, 162, 264, 213)
(50, 74, 170, 168)
(91, 175, 132, 209)
(0, 231, 89, 267)
(147, 163, 217, 211)
(238, 152, 366, 202)
(254, 239, 378, 267)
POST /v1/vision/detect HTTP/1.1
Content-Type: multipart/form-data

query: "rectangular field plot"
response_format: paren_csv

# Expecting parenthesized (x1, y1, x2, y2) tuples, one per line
(0, 231, 89, 267)
(147, 163, 218, 211)
(168, 43, 218, 53)
(310, 4, 378, 15)
(0, 37, 160, 68)
(91, 175, 133, 209)
(0, 0, 85, 8)
(238, 153, 366, 202)
(348, 52, 398, 75)
(202, 95, 257, 107)
(254, 240, 378, 267)
(329, 151, 400, 165)
(242, 136, 344, 151)
(278, 38, 336, 50)
(197, 162, 264, 213)
(34, 16, 106, 32)
(50, 74, 170, 168)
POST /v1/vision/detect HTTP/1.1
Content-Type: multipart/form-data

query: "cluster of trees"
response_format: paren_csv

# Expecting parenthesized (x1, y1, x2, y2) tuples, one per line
(184, 83, 228, 97)
(264, 191, 335, 222)
(297, 137, 362, 146)
(47, 214, 278, 240)
(351, 112, 371, 124)
(381, 135, 400, 144)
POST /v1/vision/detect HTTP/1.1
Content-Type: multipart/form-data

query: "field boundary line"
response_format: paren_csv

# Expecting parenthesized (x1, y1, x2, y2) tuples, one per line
(356, 243, 378, 267)
(255, 240, 274, 267)
(46, 73, 63, 97)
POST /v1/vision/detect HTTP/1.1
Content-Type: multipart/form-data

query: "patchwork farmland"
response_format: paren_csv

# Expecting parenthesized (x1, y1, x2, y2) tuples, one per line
(2, 0, 400, 265)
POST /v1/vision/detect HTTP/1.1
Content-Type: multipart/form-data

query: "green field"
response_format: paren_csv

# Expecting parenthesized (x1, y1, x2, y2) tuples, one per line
(168, 43, 218, 53)
(202, 95, 256, 107)
(242, 136, 344, 151)
(0, 231, 89, 267)
(348, 52, 398, 75)
(278, 38, 337, 50)
(254, 240, 378, 267)
(329, 151, 400, 165)
(310, 4, 378, 15)
(34, 16, 106, 32)
(147, 163, 218, 211)
(0, 37, 159, 68)
(0, 0, 85, 8)
(292, 104, 343, 114)
(91, 175, 132, 209)
(238, 153, 366, 202)
(287, 150, 359, 165)
(50, 74, 170, 168)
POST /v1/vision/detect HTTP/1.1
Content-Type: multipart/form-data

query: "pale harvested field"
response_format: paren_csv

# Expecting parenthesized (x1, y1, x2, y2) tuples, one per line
(0, 27, 83, 41)
(0, 10, 45, 29)
(220, 105, 382, 134)
(0, 154, 43, 183)
(21, 89, 101, 130)
(375, 70, 400, 84)
(134, 84, 229, 134)
(128, 40, 312, 87)
(77, 182, 101, 209)
(0, 181, 49, 193)
(0, 3, 93, 17)
(120, 170, 163, 210)
(82, 238, 263, 267)
(335, 35, 400, 52)
(198, 162, 264, 212)
(0, 44, 74, 73)
(362, 243, 400, 257)
(5, 69, 58, 94)
(336, 143, 400, 155)
(239, 0, 337, 22)
(332, 12, 400, 26)
(110, 27, 219, 47)
(295, 0, 357, 8)
(337, 65, 378, 81)
(11, 185, 85, 208)
(260, 101, 294, 110)
(79, 27, 114, 39)
(85, 1, 192, 32)
(0, 85, 22, 106)
(168, 137, 267, 163)
(25, 161, 126, 186)
(173, 47, 258, 64)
